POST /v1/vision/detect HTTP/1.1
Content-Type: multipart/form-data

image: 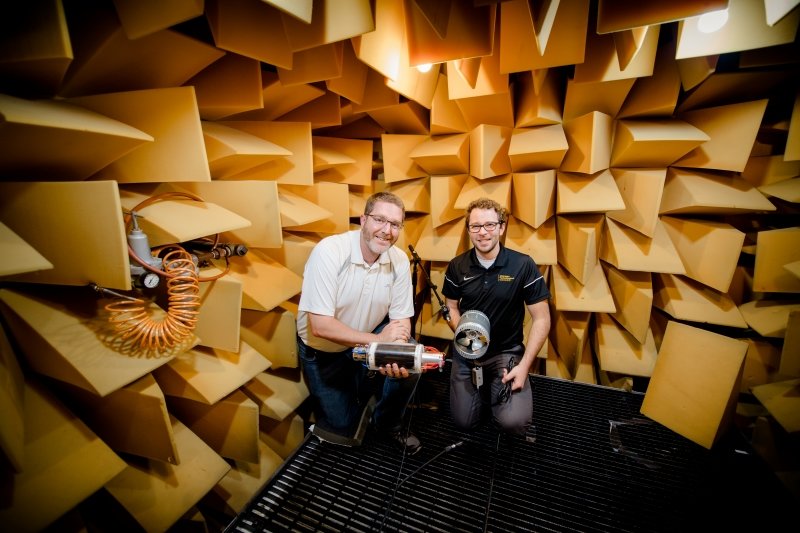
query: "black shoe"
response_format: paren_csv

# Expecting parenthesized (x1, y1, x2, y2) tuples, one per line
(387, 430, 422, 456)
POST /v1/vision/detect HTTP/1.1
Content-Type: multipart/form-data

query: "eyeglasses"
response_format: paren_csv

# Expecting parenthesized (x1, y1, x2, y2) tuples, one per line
(366, 213, 403, 231)
(467, 221, 501, 233)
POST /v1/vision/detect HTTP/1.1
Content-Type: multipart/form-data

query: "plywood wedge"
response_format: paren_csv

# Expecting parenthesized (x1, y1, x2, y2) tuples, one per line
(508, 125, 568, 172)
(504, 217, 557, 266)
(368, 101, 431, 135)
(118, 187, 252, 248)
(282, 0, 373, 52)
(202, 121, 292, 180)
(164, 180, 282, 249)
(313, 136, 373, 187)
(0, 93, 152, 181)
(167, 390, 260, 463)
(605, 168, 666, 239)
(548, 308, 591, 378)
(193, 276, 243, 352)
(454, 174, 512, 210)
(561, 111, 613, 174)
(412, 216, 470, 262)
(326, 40, 369, 104)
(202, 438, 284, 515)
(674, 100, 769, 172)
(603, 262, 652, 343)
(56, 373, 178, 464)
(187, 52, 264, 121)
(207, 0, 292, 68)
(469, 124, 512, 180)
(596, 0, 727, 33)
(277, 42, 343, 87)
(387, 176, 430, 214)
(609, 119, 709, 168)
(740, 300, 800, 339)
(594, 312, 657, 377)
(563, 77, 635, 122)
(0, 378, 127, 532)
(112, 0, 205, 39)
(514, 70, 564, 127)
(278, 189, 334, 228)
(409, 133, 470, 175)
(618, 36, 681, 118)
(556, 214, 603, 286)
(0, 324, 25, 472)
(511, 170, 556, 230)
(226, 250, 304, 312)
(153, 340, 270, 404)
(104, 416, 230, 532)
(405, 0, 494, 67)
(659, 168, 777, 215)
(661, 217, 745, 293)
(676, 0, 800, 60)
(381, 134, 428, 183)
(69, 86, 211, 183)
(551, 262, 616, 313)
(0, 1, 72, 97)
(574, 24, 659, 82)
(59, 21, 223, 97)
(351, 0, 407, 80)
(741, 155, 800, 187)
(653, 273, 749, 329)
(0, 221, 54, 278)
(239, 307, 299, 369)
(752, 379, 800, 434)
(499, 0, 589, 73)
(259, 414, 305, 459)
(454, 91, 514, 130)
(0, 287, 179, 396)
(601, 217, 686, 274)
(430, 73, 470, 135)
(641, 321, 747, 449)
(279, 182, 350, 234)
(430, 174, 469, 228)
(217, 121, 313, 185)
(242, 369, 309, 421)
(556, 170, 625, 214)
(753, 227, 800, 293)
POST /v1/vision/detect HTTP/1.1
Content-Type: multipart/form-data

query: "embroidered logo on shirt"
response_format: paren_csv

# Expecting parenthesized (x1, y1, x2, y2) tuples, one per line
(463, 275, 478, 281)
(498, 274, 514, 282)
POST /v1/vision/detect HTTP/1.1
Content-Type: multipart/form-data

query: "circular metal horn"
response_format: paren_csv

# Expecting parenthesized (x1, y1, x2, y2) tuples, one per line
(454, 309, 490, 360)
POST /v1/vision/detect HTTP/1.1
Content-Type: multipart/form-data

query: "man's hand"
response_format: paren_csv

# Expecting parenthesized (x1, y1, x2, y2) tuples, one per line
(378, 320, 411, 343)
(378, 362, 410, 379)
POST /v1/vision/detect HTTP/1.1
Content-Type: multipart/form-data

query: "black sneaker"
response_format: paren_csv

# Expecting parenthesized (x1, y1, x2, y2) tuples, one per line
(387, 431, 422, 456)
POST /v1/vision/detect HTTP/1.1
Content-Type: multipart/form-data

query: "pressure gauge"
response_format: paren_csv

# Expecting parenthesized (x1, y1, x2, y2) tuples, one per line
(141, 272, 160, 289)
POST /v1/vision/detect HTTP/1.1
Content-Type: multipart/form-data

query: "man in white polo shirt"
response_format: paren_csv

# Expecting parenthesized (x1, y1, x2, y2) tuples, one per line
(296, 191, 421, 455)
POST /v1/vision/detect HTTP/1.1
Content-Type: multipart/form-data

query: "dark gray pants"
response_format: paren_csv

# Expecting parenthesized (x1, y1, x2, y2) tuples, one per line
(449, 349, 532, 435)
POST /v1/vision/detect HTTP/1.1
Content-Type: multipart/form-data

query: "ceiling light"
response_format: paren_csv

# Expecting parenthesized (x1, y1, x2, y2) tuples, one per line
(416, 63, 433, 73)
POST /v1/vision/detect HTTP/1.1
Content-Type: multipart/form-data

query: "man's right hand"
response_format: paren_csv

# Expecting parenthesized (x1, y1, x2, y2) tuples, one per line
(378, 320, 410, 343)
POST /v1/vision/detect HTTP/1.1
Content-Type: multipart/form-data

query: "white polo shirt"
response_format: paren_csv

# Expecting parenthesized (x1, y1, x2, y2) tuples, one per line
(297, 230, 414, 352)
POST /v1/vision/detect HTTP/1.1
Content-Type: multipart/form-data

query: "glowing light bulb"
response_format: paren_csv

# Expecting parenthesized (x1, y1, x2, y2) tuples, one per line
(697, 9, 729, 33)
(416, 63, 433, 73)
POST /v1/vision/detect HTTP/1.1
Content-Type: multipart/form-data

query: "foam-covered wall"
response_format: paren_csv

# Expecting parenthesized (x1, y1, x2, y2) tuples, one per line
(0, 0, 798, 529)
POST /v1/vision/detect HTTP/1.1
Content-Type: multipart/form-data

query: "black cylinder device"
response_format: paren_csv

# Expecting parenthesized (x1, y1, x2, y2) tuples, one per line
(353, 342, 445, 373)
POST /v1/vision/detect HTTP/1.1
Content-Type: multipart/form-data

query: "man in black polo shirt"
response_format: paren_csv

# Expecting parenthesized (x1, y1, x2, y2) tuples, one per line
(442, 198, 551, 435)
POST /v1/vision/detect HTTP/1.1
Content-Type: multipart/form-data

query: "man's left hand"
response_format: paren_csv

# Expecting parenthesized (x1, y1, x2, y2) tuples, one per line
(379, 362, 410, 379)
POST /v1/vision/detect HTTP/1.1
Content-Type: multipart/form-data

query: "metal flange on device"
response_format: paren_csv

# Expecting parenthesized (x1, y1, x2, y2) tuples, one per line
(454, 310, 490, 360)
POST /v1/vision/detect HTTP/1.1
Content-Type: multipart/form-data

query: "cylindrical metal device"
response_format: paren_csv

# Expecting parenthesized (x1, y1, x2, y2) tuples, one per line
(454, 310, 490, 359)
(352, 342, 445, 373)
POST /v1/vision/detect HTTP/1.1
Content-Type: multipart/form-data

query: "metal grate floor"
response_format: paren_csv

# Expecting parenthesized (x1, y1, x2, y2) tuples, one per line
(225, 367, 794, 532)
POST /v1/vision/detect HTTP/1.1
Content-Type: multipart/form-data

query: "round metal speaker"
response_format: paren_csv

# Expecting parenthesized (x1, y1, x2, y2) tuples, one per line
(454, 309, 490, 360)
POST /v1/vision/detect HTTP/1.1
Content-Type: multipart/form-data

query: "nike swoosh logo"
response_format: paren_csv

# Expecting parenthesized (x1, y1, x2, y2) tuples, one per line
(463, 275, 478, 281)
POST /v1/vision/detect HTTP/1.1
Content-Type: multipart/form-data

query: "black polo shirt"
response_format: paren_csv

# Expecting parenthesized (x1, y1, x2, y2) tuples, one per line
(443, 243, 550, 357)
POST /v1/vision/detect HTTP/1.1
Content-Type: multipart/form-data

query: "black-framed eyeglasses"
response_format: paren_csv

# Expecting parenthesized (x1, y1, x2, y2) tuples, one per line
(366, 213, 403, 231)
(467, 221, 501, 233)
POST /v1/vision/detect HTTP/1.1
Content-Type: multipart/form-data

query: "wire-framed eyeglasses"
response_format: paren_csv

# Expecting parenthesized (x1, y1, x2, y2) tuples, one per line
(366, 213, 403, 231)
(467, 221, 501, 233)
